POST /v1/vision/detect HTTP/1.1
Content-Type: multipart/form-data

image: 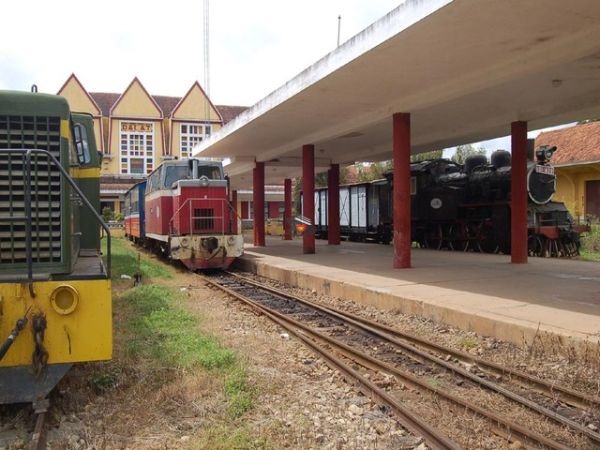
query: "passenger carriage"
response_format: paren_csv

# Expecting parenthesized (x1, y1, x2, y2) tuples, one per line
(124, 181, 146, 243)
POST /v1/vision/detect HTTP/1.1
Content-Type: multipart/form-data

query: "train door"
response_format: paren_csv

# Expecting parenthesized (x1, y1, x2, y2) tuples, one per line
(340, 187, 350, 231)
(368, 184, 380, 229)
(320, 191, 328, 226)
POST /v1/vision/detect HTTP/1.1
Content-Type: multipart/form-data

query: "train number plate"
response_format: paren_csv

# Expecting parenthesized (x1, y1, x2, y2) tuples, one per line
(535, 165, 554, 176)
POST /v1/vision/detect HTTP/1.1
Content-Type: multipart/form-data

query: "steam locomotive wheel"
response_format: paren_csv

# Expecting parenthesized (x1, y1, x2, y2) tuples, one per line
(448, 223, 468, 252)
(563, 240, 579, 257)
(424, 224, 443, 250)
(528, 234, 544, 257)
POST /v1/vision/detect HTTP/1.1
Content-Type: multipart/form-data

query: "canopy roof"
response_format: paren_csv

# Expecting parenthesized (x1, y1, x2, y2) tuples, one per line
(194, 0, 600, 189)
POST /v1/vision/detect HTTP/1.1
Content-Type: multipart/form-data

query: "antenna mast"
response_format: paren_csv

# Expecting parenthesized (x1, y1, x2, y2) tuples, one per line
(337, 15, 342, 47)
(203, 0, 210, 97)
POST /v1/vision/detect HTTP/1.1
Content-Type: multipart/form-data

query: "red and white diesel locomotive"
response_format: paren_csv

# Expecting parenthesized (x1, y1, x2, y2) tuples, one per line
(125, 159, 243, 270)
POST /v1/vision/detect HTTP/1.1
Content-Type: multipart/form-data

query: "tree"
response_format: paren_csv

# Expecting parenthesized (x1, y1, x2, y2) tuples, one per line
(410, 149, 443, 162)
(451, 144, 487, 165)
(102, 207, 114, 222)
(356, 160, 392, 182)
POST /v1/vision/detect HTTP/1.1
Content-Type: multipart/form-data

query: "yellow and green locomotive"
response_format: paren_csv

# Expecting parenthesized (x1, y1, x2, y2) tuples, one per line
(0, 89, 112, 406)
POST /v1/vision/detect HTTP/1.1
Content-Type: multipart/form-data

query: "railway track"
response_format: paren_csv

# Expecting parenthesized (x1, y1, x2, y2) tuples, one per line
(203, 271, 600, 450)
(29, 408, 48, 450)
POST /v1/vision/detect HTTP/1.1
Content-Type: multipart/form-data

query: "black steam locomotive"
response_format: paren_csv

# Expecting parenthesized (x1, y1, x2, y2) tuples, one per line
(314, 146, 587, 257)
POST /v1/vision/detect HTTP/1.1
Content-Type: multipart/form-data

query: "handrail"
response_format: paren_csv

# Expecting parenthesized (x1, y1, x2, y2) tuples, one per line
(0, 148, 111, 281)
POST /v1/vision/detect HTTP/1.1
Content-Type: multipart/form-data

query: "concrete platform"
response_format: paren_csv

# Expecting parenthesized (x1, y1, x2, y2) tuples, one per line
(236, 237, 600, 351)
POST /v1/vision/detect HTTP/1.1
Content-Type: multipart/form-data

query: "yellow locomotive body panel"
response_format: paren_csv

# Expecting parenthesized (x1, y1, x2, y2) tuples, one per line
(0, 279, 112, 368)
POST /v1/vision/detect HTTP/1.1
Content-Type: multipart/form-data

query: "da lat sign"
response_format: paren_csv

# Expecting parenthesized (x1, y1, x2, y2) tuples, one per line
(121, 122, 153, 133)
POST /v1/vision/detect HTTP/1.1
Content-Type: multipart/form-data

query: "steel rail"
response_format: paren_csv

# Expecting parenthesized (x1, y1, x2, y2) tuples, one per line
(206, 274, 571, 450)
(226, 272, 600, 412)
(28, 412, 47, 450)
(203, 275, 459, 450)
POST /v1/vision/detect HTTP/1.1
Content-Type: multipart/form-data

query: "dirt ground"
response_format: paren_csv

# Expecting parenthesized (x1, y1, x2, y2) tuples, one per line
(2, 241, 599, 449)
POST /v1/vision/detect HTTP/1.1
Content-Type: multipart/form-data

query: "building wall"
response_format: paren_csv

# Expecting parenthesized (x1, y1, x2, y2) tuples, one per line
(240, 201, 284, 219)
(268, 201, 284, 218)
(170, 121, 222, 159)
(555, 164, 600, 219)
(169, 82, 222, 158)
(241, 201, 250, 219)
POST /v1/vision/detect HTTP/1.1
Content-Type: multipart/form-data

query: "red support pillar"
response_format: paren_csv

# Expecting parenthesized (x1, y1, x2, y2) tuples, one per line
(231, 189, 238, 235)
(253, 162, 265, 247)
(303, 144, 315, 254)
(511, 121, 528, 264)
(284, 178, 292, 240)
(393, 112, 411, 269)
(327, 164, 340, 245)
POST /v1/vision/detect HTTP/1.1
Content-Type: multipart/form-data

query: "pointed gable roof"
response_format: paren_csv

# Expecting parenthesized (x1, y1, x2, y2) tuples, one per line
(170, 81, 223, 122)
(215, 105, 247, 124)
(57, 73, 101, 116)
(535, 121, 600, 165)
(109, 77, 163, 118)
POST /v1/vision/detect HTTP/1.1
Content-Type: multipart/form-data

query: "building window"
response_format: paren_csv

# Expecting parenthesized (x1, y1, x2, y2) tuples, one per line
(180, 123, 212, 159)
(120, 121, 154, 175)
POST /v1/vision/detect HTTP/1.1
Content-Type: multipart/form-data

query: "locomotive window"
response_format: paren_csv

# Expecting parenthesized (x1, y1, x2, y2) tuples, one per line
(164, 165, 191, 187)
(197, 165, 222, 180)
(410, 177, 417, 195)
(73, 123, 91, 165)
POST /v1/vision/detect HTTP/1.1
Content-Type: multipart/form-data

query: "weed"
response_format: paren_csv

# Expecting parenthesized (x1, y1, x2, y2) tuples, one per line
(426, 377, 441, 389)
(459, 337, 479, 350)
(225, 368, 255, 418)
(89, 368, 120, 393)
(580, 222, 600, 261)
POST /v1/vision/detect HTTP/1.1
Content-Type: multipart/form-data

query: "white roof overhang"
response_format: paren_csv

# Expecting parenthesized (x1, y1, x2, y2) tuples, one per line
(195, 0, 600, 189)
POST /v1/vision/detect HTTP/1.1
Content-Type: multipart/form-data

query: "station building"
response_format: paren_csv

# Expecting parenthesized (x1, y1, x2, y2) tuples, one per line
(57, 74, 246, 214)
(237, 186, 285, 233)
(535, 121, 600, 220)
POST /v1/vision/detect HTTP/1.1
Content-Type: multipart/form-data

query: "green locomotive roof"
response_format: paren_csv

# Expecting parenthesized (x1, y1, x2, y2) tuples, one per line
(0, 90, 70, 118)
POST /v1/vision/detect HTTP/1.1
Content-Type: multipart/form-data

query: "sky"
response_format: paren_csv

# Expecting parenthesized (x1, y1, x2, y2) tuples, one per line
(0, 0, 576, 157)
(0, 0, 400, 106)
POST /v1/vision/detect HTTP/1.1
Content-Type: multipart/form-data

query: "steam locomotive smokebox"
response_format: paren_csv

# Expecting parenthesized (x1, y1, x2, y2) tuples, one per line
(528, 163, 556, 204)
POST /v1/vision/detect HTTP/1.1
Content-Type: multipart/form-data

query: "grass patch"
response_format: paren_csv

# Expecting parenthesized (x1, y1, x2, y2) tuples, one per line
(193, 425, 268, 450)
(459, 336, 479, 350)
(122, 285, 235, 369)
(103, 236, 172, 280)
(120, 284, 255, 419)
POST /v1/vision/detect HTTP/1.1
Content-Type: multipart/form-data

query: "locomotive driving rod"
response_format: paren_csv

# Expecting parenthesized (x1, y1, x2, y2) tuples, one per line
(0, 307, 31, 361)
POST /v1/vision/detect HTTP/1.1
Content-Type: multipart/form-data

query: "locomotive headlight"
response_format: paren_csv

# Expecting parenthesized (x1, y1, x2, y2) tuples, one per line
(181, 237, 190, 248)
(227, 236, 236, 245)
(50, 285, 79, 315)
